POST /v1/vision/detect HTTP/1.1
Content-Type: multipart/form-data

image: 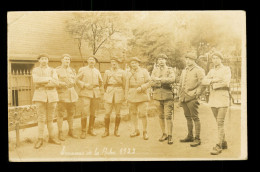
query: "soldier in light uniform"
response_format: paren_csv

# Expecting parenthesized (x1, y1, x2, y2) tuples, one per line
(125, 57, 151, 140)
(77, 56, 103, 139)
(151, 54, 175, 144)
(56, 54, 79, 141)
(179, 52, 205, 147)
(102, 56, 126, 138)
(32, 53, 61, 149)
(202, 51, 231, 155)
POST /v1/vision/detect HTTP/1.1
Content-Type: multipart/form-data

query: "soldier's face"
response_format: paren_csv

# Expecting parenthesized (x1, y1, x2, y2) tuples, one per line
(39, 57, 48, 66)
(130, 61, 139, 70)
(88, 57, 96, 66)
(62, 56, 71, 66)
(185, 58, 195, 66)
(212, 55, 222, 66)
(111, 60, 118, 68)
(157, 58, 166, 66)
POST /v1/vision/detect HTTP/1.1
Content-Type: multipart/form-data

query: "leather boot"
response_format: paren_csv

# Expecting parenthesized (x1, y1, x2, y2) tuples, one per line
(68, 129, 79, 139)
(159, 133, 168, 142)
(88, 116, 97, 136)
(143, 131, 149, 140)
(48, 138, 61, 145)
(210, 144, 222, 155)
(222, 141, 228, 149)
(58, 131, 66, 141)
(130, 129, 140, 137)
(190, 137, 201, 147)
(80, 118, 87, 139)
(34, 138, 43, 149)
(114, 116, 121, 137)
(180, 135, 194, 142)
(102, 118, 110, 138)
(168, 135, 173, 145)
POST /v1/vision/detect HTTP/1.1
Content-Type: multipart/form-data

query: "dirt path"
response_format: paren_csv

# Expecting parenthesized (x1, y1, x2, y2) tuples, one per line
(9, 102, 243, 161)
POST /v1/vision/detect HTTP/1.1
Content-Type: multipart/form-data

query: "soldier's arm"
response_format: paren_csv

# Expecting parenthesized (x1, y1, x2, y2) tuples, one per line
(140, 69, 151, 91)
(195, 68, 206, 96)
(45, 69, 59, 87)
(161, 68, 175, 84)
(201, 69, 213, 86)
(178, 70, 184, 94)
(98, 71, 103, 87)
(212, 67, 231, 89)
(32, 68, 51, 84)
(125, 73, 129, 99)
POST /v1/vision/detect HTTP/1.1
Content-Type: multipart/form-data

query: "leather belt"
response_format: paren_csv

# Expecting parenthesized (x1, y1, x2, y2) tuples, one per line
(153, 85, 172, 90)
(36, 87, 55, 90)
(130, 85, 141, 88)
(107, 84, 123, 87)
(214, 87, 229, 91)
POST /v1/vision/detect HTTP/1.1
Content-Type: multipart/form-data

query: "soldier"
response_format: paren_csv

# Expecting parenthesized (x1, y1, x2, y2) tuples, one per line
(56, 54, 79, 141)
(32, 53, 61, 149)
(202, 51, 232, 155)
(77, 55, 103, 139)
(102, 56, 126, 138)
(151, 54, 175, 145)
(179, 52, 205, 147)
(125, 57, 151, 140)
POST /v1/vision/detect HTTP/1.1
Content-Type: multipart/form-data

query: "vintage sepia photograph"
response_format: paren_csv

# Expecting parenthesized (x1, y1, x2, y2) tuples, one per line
(7, 11, 247, 161)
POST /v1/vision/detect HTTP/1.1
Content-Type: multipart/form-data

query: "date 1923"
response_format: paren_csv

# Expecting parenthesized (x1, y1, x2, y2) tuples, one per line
(119, 148, 135, 155)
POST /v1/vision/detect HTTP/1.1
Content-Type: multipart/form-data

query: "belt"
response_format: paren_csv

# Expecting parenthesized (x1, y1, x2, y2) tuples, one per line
(129, 85, 141, 88)
(153, 85, 172, 90)
(36, 87, 55, 90)
(214, 87, 229, 91)
(107, 84, 123, 87)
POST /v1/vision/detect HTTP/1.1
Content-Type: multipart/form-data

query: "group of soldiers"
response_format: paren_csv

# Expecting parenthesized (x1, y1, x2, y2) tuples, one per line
(32, 50, 231, 155)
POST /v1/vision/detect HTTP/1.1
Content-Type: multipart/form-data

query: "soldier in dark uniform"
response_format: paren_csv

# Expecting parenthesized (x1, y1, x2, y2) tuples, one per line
(179, 52, 205, 147)
(151, 54, 175, 144)
(56, 54, 79, 141)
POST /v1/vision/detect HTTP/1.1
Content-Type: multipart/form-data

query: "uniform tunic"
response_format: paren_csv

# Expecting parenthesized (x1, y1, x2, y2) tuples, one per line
(202, 64, 231, 108)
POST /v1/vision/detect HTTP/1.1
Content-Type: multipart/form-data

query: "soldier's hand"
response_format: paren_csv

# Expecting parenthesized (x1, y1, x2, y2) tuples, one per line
(136, 87, 142, 93)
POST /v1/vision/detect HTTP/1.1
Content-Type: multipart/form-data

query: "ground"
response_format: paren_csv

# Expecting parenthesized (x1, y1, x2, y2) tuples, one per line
(8, 101, 243, 161)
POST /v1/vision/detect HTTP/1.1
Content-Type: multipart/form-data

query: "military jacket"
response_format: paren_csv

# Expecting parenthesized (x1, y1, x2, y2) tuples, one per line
(125, 67, 151, 103)
(103, 68, 126, 104)
(202, 64, 231, 107)
(32, 65, 59, 103)
(151, 65, 175, 100)
(76, 66, 103, 98)
(179, 64, 205, 102)
(55, 66, 78, 103)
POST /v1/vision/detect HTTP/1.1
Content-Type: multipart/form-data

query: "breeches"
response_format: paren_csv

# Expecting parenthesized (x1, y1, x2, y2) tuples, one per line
(129, 102, 148, 118)
(104, 102, 121, 118)
(79, 96, 100, 118)
(155, 99, 174, 120)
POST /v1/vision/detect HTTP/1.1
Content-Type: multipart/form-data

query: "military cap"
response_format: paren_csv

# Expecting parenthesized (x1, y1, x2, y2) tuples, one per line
(128, 57, 141, 63)
(156, 53, 168, 60)
(61, 54, 72, 60)
(185, 52, 197, 60)
(87, 55, 99, 63)
(37, 53, 49, 60)
(212, 51, 223, 60)
(110, 56, 122, 63)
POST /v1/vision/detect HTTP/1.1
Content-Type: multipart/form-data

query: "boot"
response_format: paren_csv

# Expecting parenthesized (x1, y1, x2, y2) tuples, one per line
(114, 116, 121, 137)
(58, 131, 66, 141)
(48, 138, 61, 145)
(88, 116, 97, 136)
(102, 118, 110, 138)
(68, 129, 78, 139)
(130, 129, 140, 137)
(34, 138, 43, 149)
(159, 133, 168, 142)
(168, 135, 173, 145)
(190, 137, 201, 147)
(222, 141, 228, 149)
(180, 135, 194, 142)
(143, 131, 149, 140)
(210, 144, 222, 155)
(80, 118, 87, 139)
